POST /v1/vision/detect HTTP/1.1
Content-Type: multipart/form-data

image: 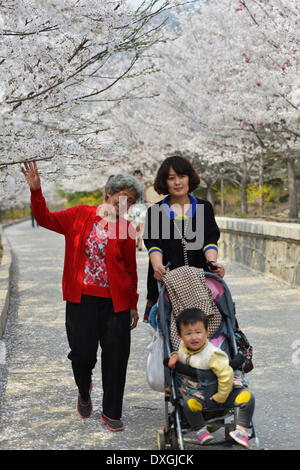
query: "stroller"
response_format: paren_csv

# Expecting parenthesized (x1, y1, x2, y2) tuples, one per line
(154, 268, 260, 450)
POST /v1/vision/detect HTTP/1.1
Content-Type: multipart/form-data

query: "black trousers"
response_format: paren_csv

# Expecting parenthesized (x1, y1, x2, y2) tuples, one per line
(65, 295, 131, 420)
(182, 388, 255, 431)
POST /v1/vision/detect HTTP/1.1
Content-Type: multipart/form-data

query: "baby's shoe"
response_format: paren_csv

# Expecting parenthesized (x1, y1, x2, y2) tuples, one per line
(197, 427, 214, 445)
(229, 428, 249, 449)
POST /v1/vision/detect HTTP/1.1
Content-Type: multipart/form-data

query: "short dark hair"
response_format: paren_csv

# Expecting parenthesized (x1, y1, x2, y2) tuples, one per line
(154, 155, 200, 195)
(176, 309, 208, 335)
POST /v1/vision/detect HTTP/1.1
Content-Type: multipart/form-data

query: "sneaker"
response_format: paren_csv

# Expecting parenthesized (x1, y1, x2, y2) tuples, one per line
(229, 429, 249, 449)
(76, 382, 93, 418)
(76, 395, 93, 418)
(197, 428, 214, 445)
(100, 413, 124, 431)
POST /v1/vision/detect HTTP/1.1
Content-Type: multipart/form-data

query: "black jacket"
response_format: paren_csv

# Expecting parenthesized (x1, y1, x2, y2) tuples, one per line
(143, 196, 220, 302)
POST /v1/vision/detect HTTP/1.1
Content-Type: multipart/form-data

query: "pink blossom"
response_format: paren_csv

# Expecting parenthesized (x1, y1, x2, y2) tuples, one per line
(257, 82, 262, 86)
(258, 121, 263, 126)
(242, 120, 247, 126)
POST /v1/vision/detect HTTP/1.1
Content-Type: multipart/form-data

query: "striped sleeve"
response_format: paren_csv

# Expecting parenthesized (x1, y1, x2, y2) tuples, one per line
(203, 243, 218, 253)
(203, 201, 220, 251)
(148, 246, 163, 256)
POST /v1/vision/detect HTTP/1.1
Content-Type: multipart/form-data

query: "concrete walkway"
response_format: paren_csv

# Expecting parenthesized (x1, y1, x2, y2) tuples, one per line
(1, 220, 300, 450)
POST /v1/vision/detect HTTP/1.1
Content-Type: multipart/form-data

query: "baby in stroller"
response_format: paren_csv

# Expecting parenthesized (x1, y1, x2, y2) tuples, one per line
(168, 308, 255, 449)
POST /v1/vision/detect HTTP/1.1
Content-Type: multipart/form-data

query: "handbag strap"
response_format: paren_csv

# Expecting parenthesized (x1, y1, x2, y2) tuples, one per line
(181, 238, 189, 266)
(173, 218, 190, 266)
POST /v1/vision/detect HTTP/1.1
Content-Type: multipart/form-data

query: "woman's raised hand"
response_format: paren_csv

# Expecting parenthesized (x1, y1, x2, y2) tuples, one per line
(21, 159, 41, 190)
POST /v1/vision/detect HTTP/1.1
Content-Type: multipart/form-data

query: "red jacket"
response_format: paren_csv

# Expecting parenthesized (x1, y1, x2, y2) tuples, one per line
(31, 188, 139, 312)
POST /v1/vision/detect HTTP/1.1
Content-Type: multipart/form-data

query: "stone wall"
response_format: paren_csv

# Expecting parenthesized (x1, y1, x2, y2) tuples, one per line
(216, 217, 300, 287)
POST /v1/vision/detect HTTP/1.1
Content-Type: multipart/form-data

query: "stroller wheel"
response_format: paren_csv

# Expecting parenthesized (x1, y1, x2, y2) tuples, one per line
(170, 428, 179, 450)
(225, 423, 235, 441)
(157, 427, 179, 450)
(157, 429, 166, 450)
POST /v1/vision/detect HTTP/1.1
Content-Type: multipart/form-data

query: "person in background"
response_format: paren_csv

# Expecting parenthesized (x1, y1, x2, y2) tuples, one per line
(21, 159, 141, 432)
(132, 169, 148, 251)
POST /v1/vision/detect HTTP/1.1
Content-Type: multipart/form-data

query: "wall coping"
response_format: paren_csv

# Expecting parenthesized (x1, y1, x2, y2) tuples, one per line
(0, 226, 12, 339)
(216, 216, 300, 241)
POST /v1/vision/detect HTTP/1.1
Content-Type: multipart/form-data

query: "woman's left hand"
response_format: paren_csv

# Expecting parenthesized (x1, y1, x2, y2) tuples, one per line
(130, 309, 139, 330)
(208, 262, 225, 278)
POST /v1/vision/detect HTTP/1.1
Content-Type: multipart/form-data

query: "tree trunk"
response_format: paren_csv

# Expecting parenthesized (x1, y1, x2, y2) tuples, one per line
(241, 157, 249, 215)
(220, 177, 225, 215)
(286, 157, 298, 219)
(206, 185, 216, 206)
(241, 185, 248, 215)
(258, 153, 264, 214)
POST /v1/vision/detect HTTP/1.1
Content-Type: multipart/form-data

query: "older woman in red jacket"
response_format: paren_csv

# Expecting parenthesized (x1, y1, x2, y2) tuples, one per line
(21, 159, 141, 432)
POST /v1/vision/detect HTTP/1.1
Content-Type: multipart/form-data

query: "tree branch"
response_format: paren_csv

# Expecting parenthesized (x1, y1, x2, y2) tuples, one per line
(68, 39, 89, 63)
(75, 54, 139, 101)
(0, 156, 54, 169)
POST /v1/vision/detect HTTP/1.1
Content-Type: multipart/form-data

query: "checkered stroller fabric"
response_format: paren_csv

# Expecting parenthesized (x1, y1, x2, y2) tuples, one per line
(161, 266, 222, 351)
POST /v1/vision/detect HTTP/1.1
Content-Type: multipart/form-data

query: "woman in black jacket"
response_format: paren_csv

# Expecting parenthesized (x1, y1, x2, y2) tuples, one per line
(143, 155, 225, 315)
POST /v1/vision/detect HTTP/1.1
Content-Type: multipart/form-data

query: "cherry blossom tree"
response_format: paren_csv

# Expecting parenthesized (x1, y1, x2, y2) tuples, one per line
(0, 0, 186, 207)
(1, 0, 299, 219)
(197, 0, 300, 217)
(111, 0, 299, 216)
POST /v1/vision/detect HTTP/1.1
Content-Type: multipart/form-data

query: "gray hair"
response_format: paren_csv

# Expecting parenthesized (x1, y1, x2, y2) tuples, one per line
(104, 173, 143, 201)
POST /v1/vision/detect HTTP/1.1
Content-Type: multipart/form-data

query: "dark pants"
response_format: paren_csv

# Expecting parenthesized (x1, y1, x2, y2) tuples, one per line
(182, 387, 255, 431)
(65, 295, 131, 420)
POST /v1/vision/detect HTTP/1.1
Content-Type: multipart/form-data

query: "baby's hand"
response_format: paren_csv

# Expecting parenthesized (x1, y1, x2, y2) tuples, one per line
(168, 353, 179, 369)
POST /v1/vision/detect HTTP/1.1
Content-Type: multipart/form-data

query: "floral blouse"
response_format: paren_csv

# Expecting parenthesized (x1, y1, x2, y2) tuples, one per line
(83, 222, 110, 295)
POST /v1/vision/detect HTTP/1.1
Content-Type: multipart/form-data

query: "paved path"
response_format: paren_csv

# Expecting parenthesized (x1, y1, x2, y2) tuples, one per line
(1, 220, 300, 450)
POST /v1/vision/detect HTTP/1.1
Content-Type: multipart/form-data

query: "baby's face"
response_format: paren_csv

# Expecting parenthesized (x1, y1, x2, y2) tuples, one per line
(179, 321, 208, 351)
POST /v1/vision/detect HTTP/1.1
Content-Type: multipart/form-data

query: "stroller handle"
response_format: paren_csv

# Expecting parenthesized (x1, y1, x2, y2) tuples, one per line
(165, 260, 217, 271)
(205, 260, 218, 271)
